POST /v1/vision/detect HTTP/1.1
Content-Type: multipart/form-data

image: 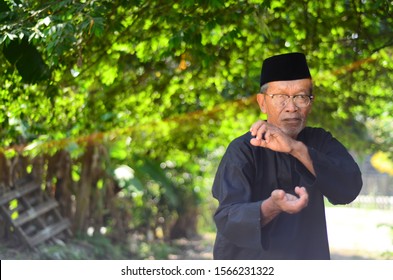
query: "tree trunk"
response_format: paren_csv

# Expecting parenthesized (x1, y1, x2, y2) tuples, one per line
(170, 207, 198, 239)
(73, 143, 96, 234)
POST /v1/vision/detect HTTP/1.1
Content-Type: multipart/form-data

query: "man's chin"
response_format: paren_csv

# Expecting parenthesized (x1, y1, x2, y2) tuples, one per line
(282, 126, 304, 139)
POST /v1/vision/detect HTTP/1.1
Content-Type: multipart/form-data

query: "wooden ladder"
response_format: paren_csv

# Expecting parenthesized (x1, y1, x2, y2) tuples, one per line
(0, 177, 72, 249)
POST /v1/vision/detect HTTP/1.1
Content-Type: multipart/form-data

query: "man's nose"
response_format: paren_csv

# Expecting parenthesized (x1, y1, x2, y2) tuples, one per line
(284, 97, 298, 111)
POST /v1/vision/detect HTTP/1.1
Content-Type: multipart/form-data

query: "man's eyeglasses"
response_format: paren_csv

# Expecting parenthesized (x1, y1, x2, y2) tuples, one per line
(264, 94, 314, 108)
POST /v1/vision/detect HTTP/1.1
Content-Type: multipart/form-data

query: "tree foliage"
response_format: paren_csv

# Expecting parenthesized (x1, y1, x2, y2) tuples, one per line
(1, 0, 393, 245)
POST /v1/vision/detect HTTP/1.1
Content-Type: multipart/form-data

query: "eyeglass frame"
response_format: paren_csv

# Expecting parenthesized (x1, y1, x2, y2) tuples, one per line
(262, 93, 314, 108)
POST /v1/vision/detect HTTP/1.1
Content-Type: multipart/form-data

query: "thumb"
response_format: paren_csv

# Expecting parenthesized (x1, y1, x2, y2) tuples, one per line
(271, 189, 285, 200)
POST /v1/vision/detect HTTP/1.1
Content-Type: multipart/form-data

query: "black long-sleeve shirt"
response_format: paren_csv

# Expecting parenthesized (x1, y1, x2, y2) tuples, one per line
(212, 127, 362, 259)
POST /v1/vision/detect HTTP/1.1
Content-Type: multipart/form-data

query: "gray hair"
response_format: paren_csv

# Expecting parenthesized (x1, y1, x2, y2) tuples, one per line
(260, 84, 269, 94)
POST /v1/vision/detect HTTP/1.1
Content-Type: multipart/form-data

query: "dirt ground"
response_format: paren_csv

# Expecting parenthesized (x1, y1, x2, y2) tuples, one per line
(326, 207, 393, 260)
(1, 207, 391, 260)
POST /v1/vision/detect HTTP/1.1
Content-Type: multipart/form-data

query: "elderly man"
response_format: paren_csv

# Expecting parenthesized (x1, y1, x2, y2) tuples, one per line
(212, 52, 362, 259)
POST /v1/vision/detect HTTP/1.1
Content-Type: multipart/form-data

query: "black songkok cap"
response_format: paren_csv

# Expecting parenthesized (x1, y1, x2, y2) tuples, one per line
(260, 52, 311, 86)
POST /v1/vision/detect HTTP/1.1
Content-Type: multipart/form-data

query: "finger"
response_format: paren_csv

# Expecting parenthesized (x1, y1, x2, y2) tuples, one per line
(250, 120, 264, 136)
(250, 137, 269, 148)
(255, 123, 268, 140)
(251, 120, 266, 138)
(294, 186, 308, 197)
(263, 129, 272, 143)
(250, 137, 262, 147)
(294, 187, 309, 206)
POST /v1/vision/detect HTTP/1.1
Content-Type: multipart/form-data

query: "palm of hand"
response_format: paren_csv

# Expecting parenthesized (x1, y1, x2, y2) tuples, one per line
(272, 188, 308, 214)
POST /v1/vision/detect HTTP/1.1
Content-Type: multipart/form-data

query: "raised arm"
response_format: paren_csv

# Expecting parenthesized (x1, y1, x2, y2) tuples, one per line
(250, 120, 315, 176)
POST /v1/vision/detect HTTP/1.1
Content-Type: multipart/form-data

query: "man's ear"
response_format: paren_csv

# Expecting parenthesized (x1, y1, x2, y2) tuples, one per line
(257, 93, 266, 113)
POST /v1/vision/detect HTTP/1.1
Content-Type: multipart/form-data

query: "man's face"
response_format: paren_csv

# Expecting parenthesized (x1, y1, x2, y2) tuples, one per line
(257, 79, 313, 139)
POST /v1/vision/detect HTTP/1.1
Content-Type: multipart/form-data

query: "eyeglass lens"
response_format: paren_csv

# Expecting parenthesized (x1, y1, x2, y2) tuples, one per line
(271, 95, 311, 107)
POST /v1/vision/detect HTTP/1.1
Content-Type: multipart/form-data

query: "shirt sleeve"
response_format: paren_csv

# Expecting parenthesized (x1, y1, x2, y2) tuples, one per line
(212, 141, 264, 250)
(296, 130, 363, 205)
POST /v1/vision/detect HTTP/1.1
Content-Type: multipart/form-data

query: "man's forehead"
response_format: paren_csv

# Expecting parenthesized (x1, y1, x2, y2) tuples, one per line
(267, 79, 312, 92)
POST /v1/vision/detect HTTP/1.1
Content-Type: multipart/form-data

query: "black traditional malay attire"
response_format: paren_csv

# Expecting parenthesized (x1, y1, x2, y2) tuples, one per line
(212, 52, 363, 259)
(212, 128, 362, 259)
